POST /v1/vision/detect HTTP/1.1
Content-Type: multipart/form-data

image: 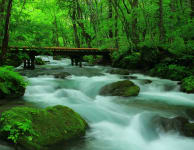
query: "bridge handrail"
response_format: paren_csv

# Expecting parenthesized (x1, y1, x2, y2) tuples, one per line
(6, 46, 118, 51)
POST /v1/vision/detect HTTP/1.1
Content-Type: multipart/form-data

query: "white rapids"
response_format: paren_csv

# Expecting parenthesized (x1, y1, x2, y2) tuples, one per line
(23, 57, 194, 150)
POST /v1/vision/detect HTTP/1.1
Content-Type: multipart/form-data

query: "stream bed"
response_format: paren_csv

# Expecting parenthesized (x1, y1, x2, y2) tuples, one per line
(16, 57, 194, 150)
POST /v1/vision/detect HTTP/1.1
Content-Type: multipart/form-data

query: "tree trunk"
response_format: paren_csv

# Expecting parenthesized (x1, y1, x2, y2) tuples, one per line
(71, 3, 80, 48)
(158, 0, 165, 41)
(191, 0, 194, 18)
(114, 0, 119, 48)
(108, 0, 113, 39)
(53, 15, 59, 46)
(131, 0, 139, 46)
(1, 0, 13, 65)
(76, 0, 92, 47)
(0, 0, 6, 41)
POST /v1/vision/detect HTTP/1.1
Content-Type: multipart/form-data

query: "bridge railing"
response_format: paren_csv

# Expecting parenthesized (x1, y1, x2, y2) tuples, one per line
(6, 46, 118, 52)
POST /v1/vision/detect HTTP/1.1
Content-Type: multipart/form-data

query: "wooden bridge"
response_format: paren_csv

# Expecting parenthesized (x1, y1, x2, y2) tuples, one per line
(7, 46, 117, 69)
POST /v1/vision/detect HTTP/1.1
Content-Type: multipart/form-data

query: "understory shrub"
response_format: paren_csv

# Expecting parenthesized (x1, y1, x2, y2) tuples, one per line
(118, 52, 141, 69)
(35, 57, 45, 65)
(149, 64, 192, 81)
(181, 76, 194, 93)
(0, 66, 27, 98)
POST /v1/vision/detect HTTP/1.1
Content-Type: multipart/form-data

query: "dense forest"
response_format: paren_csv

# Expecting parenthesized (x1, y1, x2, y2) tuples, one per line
(1, 0, 194, 51)
(0, 0, 194, 150)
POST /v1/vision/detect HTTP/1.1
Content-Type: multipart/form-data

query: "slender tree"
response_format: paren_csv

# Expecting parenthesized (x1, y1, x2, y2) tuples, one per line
(1, 0, 13, 65)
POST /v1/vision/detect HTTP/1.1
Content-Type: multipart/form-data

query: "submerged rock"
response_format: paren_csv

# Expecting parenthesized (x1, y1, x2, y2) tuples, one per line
(152, 115, 194, 137)
(152, 116, 188, 133)
(138, 79, 152, 85)
(0, 105, 88, 150)
(99, 80, 140, 97)
(180, 76, 194, 93)
(108, 69, 130, 75)
(53, 72, 71, 79)
(121, 75, 138, 80)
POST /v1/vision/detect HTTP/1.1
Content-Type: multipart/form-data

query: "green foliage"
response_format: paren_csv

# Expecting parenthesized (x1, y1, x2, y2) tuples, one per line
(120, 52, 141, 69)
(35, 57, 45, 65)
(150, 64, 192, 81)
(181, 76, 194, 93)
(0, 112, 37, 144)
(83, 55, 95, 64)
(0, 66, 27, 98)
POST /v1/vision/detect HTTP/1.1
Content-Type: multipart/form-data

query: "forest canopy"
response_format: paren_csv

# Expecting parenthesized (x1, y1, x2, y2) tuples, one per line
(0, 0, 194, 58)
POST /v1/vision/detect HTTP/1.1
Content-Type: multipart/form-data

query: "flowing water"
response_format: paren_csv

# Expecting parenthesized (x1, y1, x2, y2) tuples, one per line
(22, 57, 194, 150)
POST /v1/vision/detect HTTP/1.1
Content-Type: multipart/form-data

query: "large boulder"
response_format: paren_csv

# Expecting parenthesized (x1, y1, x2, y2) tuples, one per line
(0, 105, 88, 150)
(0, 66, 27, 99)
(181, 76, 194, 93)
(99, 80, 140, 97)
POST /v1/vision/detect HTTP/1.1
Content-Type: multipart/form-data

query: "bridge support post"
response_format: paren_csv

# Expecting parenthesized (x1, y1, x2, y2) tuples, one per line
(27, 59, 31, 69)
(102, 54, 111, 65)
(70, 55, 83, 68)
(70, 57, 74, 66)
(30, 55, 35, 70)
(79, 56, 83, 68)
(75, 58, 78, 66)
(23, 53, 35, 70)
(24, 59, 27, 69)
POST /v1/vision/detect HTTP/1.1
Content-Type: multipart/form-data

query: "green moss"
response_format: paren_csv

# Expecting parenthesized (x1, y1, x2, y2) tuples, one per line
(124, 86, 140, 97)
(0, 105, 87, 150)
(99, 80, 140, 97)
(181, 76, 194, 93)
(0, 66, 28, 98)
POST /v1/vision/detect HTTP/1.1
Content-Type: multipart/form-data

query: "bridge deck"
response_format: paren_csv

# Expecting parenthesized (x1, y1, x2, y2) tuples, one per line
(4, 46, 117, 69)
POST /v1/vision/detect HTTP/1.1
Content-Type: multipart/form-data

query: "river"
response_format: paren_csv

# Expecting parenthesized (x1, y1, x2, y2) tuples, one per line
(20, 56, 194, 150)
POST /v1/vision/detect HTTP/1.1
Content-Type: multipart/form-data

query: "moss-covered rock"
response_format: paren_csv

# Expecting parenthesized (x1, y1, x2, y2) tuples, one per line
(0, 66, 27, 99)
(0, 105, 88, 150)
(181, 76, 194, 93)
(99, 80, 140, 97)
(35, 58, 46, 65)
